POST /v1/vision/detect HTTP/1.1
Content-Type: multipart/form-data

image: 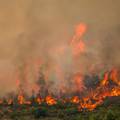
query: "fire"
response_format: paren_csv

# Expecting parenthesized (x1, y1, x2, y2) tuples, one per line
(71, 23, 86, 56)
(81, 100, 102, 111)
(24, 82, 119, 109)
(73, 73, 86, 92)
(71, 23, 87, 43)
(111, 87, 120, 96)
(0, 23, 119, 113)
(100, 72, 109, 86)
(1, 69, 120, 111)
(36, 97, 43, 104)
(45, 96, 57, 105)
(71, 96, 80, 104)
(110, 69, 120, 85)
(18, 92, 25, 104)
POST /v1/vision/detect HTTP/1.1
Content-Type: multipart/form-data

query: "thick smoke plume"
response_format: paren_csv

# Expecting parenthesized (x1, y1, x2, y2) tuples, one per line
(0, 0, 120, 96)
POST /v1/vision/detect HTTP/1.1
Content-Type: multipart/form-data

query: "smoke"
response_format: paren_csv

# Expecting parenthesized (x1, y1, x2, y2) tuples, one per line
(0, 0, 120, 96)
(100, 25, 120, 69)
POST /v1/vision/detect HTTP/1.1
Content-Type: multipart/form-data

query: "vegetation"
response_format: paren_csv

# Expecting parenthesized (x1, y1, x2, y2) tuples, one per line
(0, 103, 119, 120)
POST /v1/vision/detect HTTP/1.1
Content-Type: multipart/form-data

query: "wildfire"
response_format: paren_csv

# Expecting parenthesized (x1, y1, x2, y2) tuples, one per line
(36, 97, 43, 104)
(100, 72, 109, 86)
(110, 69, 120, 85)
(71, 96, 80, 104)
(0, 23, 119, 112)
(18, 94, 25, 105)
(45, 96, 57, 105)
(71, 23, 86, 56)
(111, 87, 120, 96)
(1, 69, 120, 111)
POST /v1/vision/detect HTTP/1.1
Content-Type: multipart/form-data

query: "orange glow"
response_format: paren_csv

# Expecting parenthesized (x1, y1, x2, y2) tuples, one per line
(73, 40, 85, 55)
(110, 69, 120, 85)
(111, 87, 120, 96)
(71, 96, 80, 104)
(71, 23, 87, 44)
(0, 23, 119, 112)
(71, 23, 86, 56)
(100, 72, 109, 86)
(7, 99, 13, 105)
(73, 73, 85, 92)
(24, 101, 31, 105)
(0, 100, 3, 104)
(36, 97, 43, 104)
(45, 96, 57, 105)
(18, 92, 25, 104)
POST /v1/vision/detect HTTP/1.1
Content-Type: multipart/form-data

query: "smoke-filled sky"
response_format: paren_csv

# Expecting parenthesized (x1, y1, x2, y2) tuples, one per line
(0, 0, 120, 96)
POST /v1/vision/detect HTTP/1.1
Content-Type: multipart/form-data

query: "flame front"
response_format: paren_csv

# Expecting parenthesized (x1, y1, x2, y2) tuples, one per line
(0, 23, 119, 112)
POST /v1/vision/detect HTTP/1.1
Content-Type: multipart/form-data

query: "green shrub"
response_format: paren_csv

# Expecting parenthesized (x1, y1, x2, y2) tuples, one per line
(105, 110, 116, 120)
(33, 107, 48, 118)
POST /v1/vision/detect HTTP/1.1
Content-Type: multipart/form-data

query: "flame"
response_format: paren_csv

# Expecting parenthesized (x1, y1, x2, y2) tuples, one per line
(12, 67, 120, 111)
(73, 73, 86, 93)
(45, 96, 57, 105)
(100, 72, 109, 86)
(71, 23, 86, 56)
(71, 96, 80, 104)
(111, 87, 120, 96)
(0, 23, 119, 112)
(110, 69, 120, 85)
(36, 97, 43, 104)
(18, 92, 25, 104)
